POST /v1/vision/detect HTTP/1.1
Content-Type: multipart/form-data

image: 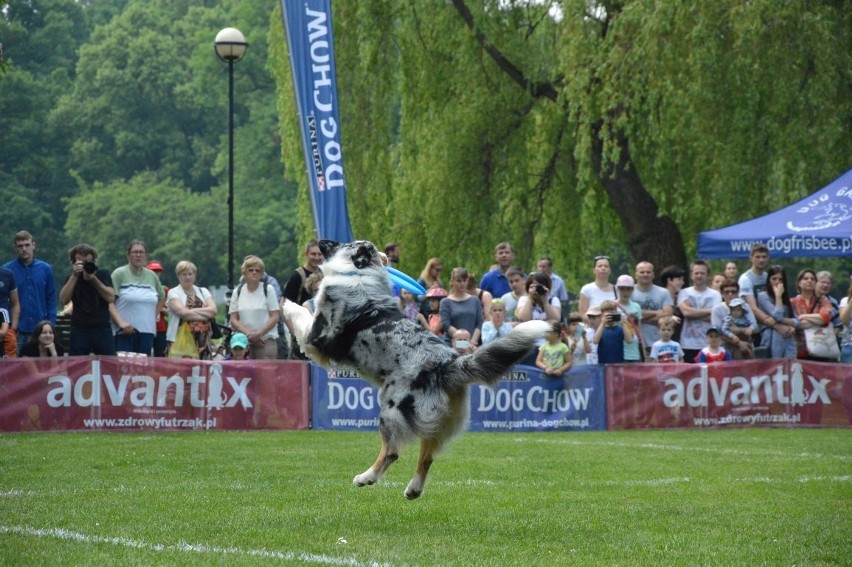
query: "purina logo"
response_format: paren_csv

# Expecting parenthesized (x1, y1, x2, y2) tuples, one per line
(786, 187, 852, 233)
(45, 361, 253, 409)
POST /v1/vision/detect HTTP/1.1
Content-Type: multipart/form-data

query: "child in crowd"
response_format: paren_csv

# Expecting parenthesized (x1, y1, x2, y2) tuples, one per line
(423, 286, 447, 337)
(536, 322, 572, 376)
(500, 267, 527, 324)
(594, 300, 634, 364)
(229, 332, 250, 361)
(481, 299, 513, 344)
(399, 289, 421, 324)
(696, 327, 732, 363)
(564, 312, 590, 365)
(648, 315, 685, 363)
(721, 298, 756, 358)
(615, 275, 643, 362)
(584, 305, 602, 364)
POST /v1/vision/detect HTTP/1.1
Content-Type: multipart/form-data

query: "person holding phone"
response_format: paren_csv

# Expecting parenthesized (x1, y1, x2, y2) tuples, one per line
(593, 299, 634, 364)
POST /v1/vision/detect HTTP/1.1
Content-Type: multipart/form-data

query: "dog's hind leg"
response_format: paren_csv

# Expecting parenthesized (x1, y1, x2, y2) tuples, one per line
(404, 438, 438, 500)
(353, 431, 400, 488)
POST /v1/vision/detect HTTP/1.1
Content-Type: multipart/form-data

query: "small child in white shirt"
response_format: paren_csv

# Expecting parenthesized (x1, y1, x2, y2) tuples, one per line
(648, 316, 685, 363)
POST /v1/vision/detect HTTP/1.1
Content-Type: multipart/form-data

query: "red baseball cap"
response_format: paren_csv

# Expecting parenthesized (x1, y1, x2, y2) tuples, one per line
(146, 261, 164, 272)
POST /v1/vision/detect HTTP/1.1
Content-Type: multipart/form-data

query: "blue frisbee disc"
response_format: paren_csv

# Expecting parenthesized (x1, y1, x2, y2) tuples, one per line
(387, 266, 426, 295)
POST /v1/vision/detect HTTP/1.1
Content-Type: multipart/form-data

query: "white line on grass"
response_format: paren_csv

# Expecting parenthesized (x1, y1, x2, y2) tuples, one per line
(0, 526, 388, 567)
(517, 437, 852, 461)
(0, 490, 34, 497)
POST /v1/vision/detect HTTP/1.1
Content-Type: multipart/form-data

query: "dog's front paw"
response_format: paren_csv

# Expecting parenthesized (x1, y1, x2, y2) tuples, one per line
(404, 487, 422, 500)
(353, 469, 378, 487)
(404, 478, 423, 500)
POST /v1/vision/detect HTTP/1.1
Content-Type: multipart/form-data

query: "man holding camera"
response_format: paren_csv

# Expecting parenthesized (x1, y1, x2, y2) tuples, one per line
(59, 243, 116, 355)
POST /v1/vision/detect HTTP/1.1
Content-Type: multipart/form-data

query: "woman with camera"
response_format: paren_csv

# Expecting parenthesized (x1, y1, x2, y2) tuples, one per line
(516, 272, 562, 324)
(59, 243, 117, 355)
(515, 272, 562, 366)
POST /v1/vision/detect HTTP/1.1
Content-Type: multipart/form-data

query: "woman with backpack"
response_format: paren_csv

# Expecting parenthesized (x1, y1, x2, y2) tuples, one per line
(228, 255, 280, 359)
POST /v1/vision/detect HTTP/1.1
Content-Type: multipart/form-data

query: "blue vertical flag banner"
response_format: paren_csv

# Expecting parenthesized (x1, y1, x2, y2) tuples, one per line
(281, 0, 354, 242)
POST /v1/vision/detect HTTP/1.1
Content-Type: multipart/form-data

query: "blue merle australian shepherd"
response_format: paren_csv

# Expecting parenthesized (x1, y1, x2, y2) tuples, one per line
(281, 240, 549, 499)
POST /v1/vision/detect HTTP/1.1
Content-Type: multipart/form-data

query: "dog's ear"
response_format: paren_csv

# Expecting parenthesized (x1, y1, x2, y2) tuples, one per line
(318, 240, 341, 260)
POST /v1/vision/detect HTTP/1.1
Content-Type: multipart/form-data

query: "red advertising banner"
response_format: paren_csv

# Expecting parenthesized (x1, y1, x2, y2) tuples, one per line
(607, 360, 852, 429)
(0, 357, 310, 431)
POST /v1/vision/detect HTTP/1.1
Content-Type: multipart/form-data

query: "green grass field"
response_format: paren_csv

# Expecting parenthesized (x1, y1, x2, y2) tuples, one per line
(1, 429, 849, 566)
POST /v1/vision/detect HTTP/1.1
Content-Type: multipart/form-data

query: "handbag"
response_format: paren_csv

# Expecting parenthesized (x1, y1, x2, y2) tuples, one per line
(209, 318, 222, 340)
(169, 321, 200, 359)
(803, 326, 840, 361)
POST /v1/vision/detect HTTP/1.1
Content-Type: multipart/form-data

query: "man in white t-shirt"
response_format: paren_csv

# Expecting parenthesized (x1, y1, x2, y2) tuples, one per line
(678, 260, 722, 362)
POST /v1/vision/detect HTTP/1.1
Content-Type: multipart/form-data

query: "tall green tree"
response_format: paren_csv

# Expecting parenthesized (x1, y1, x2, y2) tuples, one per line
(57, 0, 298, 281)
(64, 172, 225, 285)
(272, 0, 850, 286)
(0, 0, 89, 269)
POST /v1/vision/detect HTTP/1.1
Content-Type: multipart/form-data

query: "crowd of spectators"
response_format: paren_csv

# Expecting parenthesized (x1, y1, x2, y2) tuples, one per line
(404, 241, 851, 370)
(1, 233, 850, 366)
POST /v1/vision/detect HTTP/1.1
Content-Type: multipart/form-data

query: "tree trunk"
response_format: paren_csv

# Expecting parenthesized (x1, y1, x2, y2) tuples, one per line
(591, 123, 688, 272)
(451, 0, 689, 272)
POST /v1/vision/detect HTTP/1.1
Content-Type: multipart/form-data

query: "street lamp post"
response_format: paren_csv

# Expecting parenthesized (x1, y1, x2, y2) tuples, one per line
(214, 27, 248, 292)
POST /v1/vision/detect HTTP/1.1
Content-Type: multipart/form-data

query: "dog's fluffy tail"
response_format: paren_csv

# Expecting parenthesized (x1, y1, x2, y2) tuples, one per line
(451, 320, 551, 386)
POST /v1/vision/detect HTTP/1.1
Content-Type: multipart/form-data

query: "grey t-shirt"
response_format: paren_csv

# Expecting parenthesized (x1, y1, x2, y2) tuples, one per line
(440, 296, 484, 336)
(631, 284, 673, 345)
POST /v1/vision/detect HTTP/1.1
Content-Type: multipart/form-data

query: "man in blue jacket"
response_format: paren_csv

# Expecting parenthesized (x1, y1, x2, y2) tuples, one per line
(3, 230, 56, 354)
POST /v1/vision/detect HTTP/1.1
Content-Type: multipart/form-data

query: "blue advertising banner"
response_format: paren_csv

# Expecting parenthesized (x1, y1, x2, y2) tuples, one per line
(281, 1, 354, 242)
(310, 365, 380, 431)
(468, 365, 607, 432)
(310, 364, 607, 432)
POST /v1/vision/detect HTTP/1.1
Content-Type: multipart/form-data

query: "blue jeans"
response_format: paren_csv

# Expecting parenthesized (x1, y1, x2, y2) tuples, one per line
(841, 344, 852, 364)
(115, 332, 155, 355)
(69, 326, 117, 356)
(15, 332, 31, 356)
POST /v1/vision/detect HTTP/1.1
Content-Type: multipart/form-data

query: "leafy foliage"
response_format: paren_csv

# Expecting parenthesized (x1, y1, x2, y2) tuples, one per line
(272, 0, 851, 287)
(64, 172, 224, 284)
(1, 0, 849, 293)
(1, 0, 298, 286)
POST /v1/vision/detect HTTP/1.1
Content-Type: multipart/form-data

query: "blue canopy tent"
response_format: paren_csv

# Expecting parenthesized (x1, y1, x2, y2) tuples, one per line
(697, 169, 852, 259)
